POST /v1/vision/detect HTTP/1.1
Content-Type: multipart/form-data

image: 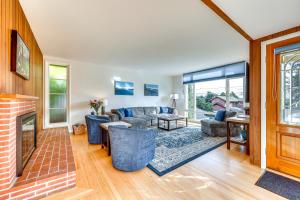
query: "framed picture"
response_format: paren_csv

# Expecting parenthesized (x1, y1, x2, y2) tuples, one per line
(144, 84, 159, 96)
(115, 81, 134, 96)
(11, 30, 30, 80)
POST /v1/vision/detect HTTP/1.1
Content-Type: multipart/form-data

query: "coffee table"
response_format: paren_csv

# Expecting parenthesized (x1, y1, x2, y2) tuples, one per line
(157, 115, 188, 131)
(100, 121, 132, 156)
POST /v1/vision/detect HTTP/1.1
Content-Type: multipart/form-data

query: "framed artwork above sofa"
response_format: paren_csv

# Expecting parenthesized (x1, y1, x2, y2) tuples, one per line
(115, 81, 134, 96)
(144, 84, 159, 96)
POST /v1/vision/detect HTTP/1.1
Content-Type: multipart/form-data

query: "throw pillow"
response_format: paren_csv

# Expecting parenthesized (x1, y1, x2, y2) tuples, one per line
(215, 110, 226, 122)
(124, 108, 133, 117)
(116, 108, 125, 119)
(160, 107, 169, 114)
(168, 107, 174, 114)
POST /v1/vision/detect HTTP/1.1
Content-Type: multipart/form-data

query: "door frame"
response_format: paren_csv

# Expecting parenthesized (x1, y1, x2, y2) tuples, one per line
(266, 36, 300, 175)
(43, 59, 71, 129)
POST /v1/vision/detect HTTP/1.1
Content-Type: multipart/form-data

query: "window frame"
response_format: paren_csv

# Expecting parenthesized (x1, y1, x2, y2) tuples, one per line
(185, 76, 246, 121)
(44, 60, 70, 129)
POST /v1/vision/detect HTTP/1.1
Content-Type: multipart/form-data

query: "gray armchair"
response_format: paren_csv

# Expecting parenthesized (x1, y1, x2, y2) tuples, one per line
(201, 111, 240, 137)
(108, 126, 156, 172)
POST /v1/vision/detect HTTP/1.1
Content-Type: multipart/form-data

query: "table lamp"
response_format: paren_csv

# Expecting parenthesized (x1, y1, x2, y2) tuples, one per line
(170, 93, 179, 108)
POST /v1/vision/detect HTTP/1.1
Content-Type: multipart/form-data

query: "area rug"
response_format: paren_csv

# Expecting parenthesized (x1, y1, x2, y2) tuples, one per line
(147, 126, 226, 176)
(256, 171, 300, 200)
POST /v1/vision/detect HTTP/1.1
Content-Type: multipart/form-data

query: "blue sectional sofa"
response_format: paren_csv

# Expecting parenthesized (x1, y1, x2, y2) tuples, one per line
(110, 106, 176, 128)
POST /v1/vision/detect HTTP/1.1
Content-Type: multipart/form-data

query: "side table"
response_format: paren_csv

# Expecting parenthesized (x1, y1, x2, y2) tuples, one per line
(226, 116, 250, 155)
(100, 121, 132, 156)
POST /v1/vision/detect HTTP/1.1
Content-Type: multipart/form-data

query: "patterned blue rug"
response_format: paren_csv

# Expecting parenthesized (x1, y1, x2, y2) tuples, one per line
(148, 126, 226, 176)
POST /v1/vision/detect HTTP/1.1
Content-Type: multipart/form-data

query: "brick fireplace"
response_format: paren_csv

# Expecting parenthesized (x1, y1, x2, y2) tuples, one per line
(0, 94, 76, 199)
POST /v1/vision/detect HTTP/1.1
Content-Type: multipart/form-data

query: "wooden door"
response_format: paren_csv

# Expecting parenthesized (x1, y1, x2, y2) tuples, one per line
(266, 36, 300, 177)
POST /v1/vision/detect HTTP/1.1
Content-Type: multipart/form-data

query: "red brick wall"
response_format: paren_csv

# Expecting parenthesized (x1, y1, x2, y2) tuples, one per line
(0, 98, 76, 199)
(0, 100, 36, 191)
(0, 172, 76, 200)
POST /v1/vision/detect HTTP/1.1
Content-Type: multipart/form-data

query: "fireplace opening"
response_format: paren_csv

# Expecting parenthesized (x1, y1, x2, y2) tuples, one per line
(16, 112, 37, 177)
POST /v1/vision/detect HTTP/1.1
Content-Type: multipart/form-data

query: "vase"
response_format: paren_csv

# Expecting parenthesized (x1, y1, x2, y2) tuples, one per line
(101, 106, 105, 115)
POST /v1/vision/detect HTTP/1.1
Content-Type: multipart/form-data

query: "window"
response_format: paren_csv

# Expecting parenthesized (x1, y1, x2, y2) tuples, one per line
(280, 49, 300, 124)
(185, 77, 245, 121)
(45, 63, 69, 128)
(229, 77, 244, 112)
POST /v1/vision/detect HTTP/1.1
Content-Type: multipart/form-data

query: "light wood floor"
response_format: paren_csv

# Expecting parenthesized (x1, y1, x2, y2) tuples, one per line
(43, 133, 286, 200)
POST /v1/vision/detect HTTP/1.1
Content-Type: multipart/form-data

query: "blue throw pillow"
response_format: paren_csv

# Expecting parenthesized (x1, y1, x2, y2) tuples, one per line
(160, 107, 169, 114)
(215, 110, 226, 121)
(124, 108, 133, 117)
(168, 107, 174, 114)
(116, 108, 125, 119)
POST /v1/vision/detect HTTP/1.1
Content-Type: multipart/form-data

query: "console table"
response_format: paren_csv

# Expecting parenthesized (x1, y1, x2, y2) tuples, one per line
(226, 116, 250, 155)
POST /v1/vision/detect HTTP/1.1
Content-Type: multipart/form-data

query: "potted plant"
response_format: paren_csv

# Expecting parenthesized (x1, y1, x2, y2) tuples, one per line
(89, 99, 103, 116)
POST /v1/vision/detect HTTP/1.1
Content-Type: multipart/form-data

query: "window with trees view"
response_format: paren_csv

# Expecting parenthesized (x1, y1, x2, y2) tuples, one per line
(186, 77, 244, 121)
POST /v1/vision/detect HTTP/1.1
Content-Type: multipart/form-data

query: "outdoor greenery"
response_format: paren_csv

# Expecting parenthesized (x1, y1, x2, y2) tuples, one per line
(196, 91, 240, 112)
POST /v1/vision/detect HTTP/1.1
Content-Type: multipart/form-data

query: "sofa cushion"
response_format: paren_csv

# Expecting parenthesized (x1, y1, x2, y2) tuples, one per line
(124, 108, 133, 117)
(116, 108, 125, 119)
(144, 107, 157, 115)
(168, 107, 174, 114)
(225, 111, 237, 118)
(215, 110, 226, 121)
(131, 107, 145, 117)
(122, 117, 147, 128)
(160, 107, 169, 114)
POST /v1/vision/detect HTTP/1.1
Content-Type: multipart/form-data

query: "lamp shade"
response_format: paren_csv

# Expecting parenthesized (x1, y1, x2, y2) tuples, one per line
(170, 93, 179, 100)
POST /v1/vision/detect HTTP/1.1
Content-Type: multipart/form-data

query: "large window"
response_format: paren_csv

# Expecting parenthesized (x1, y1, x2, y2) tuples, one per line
(185, 77, 245, 121)
(45, 63, 69, 128)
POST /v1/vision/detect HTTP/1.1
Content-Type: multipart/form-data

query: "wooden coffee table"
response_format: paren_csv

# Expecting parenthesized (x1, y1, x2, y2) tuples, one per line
(100, 121, 132, 156)
(157, 115, 188, 131)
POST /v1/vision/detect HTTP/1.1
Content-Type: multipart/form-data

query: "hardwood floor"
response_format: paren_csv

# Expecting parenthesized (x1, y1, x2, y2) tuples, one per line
(43, 132, 285, 200)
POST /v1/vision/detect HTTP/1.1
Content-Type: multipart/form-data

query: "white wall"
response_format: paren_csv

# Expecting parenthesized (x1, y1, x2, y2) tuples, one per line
(260, 31, 300, 169)
(44, 56, 174, 129)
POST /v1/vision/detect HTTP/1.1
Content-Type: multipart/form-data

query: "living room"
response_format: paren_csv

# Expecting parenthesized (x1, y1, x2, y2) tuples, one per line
(0, 0, 300, 199)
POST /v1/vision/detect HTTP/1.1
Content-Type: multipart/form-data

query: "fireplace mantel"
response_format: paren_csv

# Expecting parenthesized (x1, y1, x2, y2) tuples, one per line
(0, 93, 39, 101)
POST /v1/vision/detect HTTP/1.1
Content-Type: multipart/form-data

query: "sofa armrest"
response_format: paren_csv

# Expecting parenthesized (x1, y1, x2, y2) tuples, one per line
(106, 112, 120, 122)
(201, 119, 226, 128)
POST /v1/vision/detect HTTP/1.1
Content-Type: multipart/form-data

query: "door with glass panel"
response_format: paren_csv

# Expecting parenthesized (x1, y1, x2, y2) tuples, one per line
(266, 37, 300, 177)
(45, 64, 69, 127)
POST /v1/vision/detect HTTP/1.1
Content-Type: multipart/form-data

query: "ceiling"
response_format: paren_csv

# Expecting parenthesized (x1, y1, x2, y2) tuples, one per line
(20, 0, 250, 75)
(213, 0, 300, 39)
